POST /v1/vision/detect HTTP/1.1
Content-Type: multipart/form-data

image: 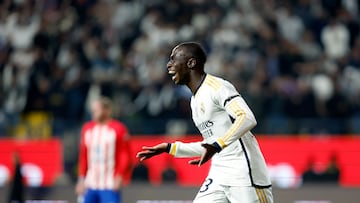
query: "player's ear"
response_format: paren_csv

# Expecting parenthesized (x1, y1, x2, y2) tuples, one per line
(187, 58, 196, 69)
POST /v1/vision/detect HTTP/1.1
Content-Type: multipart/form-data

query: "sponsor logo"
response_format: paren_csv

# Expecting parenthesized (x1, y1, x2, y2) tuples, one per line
(197, 121, 214, 131)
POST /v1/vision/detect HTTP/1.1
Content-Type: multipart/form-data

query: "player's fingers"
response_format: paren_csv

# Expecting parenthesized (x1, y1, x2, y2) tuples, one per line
(198, 156, 208, 166)
(198, 155, 206, 166)
(140, 156, 148, 162)
(142, 146, 155, 150)
(136, 151, 147, 157)
(136, 150, 153, 157)
(188, 159, 200, 165)
(199, 150, 214, 166)
(140, 153, 154, 161)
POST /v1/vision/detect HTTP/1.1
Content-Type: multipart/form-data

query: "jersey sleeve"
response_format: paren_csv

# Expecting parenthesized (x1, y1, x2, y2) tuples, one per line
(114, 123, 131, 178)
(168, 141, 204, 158)
(213, 81, 257, 150)
(78, 125, 88, 178)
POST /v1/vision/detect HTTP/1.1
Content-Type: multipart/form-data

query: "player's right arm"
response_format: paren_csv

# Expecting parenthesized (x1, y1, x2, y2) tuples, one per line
(137, 141, 204, 161)
(167, 141, 204, 157)
(76, 124, 88, 195)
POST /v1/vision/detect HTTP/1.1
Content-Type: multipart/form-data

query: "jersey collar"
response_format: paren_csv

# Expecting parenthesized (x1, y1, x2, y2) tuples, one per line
(193, 73, 207, 96)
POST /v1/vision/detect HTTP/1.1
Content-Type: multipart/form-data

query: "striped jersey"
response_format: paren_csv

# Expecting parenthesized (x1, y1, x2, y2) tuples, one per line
(79, 120, 130, 190)
(169, 74, 271, 187)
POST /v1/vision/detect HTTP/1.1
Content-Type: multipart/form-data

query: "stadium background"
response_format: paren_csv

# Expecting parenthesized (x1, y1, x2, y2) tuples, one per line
(0, 0, 360, 202)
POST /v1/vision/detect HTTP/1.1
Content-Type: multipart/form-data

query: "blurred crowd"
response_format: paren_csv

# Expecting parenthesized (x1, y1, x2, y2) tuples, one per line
(1, 0, 360, 136)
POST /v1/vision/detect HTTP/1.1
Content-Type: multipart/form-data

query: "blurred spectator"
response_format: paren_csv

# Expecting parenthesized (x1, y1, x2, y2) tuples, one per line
(302, 157, 323, 184)
(276, 6, 305, 43)
(322, 155, 340, 183)
(23, 48, 51, 113)
(8, 152, 24, 203)
(7, 4, 40, 51)
(321, 19, 350, 60)
(1, 63, 27, 135)
(131, 163, 150, 183)
(161, 166, 177, 183)
(90, 43, 116, 97)
(298, 29, 322, 60)
(302, 155, 340, 184)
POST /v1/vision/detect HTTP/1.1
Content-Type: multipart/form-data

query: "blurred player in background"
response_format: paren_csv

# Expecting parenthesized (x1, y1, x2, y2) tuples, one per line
(76, 97, 130, 203)
(137, 42, 273, 203)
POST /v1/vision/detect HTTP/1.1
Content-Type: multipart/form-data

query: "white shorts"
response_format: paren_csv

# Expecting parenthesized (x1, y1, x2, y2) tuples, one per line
(194, 178, 273, 203)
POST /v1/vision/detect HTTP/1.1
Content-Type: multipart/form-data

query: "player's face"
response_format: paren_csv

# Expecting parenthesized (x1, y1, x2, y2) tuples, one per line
(167, 47, 191, 85)
(91, 101, 109, 122)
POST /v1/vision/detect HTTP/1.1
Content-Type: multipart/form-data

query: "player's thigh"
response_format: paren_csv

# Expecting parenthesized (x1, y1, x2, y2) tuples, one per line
(99, 190, 120, 203)
(226, 186, 273, 203)
(193, 178, 229, 203)
(257, 187, 273, 203)
(193, 190, 228, 203)
(83, 189, 100, 203)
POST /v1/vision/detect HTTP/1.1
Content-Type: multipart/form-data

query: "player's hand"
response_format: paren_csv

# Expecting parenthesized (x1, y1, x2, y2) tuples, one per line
(189, 143, 218, 167)
(75, 179, 86, 196)
(113, 176, 122, 190)
(136, 143, 168, 161)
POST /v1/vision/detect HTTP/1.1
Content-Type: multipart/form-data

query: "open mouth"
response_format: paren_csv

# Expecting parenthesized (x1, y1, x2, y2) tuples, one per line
(168, 70, 177, 81)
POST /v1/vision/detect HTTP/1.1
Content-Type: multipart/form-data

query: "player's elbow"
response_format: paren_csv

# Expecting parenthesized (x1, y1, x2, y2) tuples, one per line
(243, 114, 257, 130)
(247, 117, 257, 130)
(234, 113, 256, 131)
(237, 111, 257, 125)
(251, 115, 257, 127)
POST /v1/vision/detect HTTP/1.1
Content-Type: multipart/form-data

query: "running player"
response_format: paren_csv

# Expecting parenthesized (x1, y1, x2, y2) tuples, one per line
(137, 42, 273, 203)
(76, 97, 130, 203)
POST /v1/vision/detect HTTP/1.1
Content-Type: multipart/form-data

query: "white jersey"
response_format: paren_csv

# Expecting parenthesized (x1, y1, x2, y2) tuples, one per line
(169, 74, 271, 187)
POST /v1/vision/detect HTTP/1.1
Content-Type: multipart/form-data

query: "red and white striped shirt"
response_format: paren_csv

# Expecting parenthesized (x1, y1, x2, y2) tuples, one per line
(78, 120, 130, 190)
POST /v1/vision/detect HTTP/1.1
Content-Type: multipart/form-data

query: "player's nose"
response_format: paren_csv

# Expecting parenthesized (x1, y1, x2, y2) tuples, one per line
(166, 61, 172, 69)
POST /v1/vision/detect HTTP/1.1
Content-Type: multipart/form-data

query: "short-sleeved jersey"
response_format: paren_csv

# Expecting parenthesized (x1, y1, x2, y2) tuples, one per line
(79, 120, 130, 190)
(169, 74, 271, 187)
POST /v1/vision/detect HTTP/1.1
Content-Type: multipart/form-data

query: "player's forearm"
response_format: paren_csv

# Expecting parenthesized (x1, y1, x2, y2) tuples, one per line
(78, 144, 88, 177)
(214, 98, 257, 151)
(168, 141, 204, 157)
(214, 116, 256, 150)
(78, 159, 88, 177)
(115, 155, 130, 176)
(115, 139, 131, 176)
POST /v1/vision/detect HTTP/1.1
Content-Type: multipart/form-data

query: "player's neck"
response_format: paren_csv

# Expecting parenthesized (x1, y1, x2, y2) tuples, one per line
(187, 72, 206, 95)
(96, 118, 111, 124)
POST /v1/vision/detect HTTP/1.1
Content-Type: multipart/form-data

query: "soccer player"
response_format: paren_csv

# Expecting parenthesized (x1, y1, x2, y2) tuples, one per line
(76, 97, 130, 203)
(137, 42, 273, 203)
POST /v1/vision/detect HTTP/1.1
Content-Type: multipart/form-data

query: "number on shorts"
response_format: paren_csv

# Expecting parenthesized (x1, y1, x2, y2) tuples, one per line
(199, 178, 213, 193)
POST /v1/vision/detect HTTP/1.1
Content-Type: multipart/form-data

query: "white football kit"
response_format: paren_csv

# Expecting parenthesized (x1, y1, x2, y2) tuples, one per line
(168, 74, 273, 203)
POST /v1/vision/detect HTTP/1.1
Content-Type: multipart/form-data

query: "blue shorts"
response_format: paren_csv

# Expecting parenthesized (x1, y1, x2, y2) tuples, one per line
(83, 189, 121, 203)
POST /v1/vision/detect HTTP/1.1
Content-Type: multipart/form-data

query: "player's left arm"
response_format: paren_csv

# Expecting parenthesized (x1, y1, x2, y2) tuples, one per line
(213, 82, 257, 151)
(192, 81, 257, 166)
(114, 124, 131, 189)
(78, 126, 88, 179)
(76, 125, 88, 195)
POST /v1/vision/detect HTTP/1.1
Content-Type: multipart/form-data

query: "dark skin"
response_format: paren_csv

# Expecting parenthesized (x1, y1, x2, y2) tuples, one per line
(136, 45, 219, 166)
